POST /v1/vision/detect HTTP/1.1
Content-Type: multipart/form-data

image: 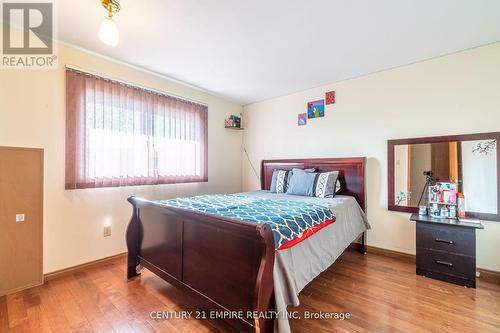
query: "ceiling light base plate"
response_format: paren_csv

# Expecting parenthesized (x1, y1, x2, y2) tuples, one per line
(101, 0, 120, 13)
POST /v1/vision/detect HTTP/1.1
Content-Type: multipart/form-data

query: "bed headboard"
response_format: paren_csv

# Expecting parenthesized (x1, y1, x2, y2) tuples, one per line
(261, 157, 366, 212)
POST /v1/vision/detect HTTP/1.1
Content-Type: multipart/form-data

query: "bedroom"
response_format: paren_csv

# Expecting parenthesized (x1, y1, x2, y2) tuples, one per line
(0, 0, 499, 332)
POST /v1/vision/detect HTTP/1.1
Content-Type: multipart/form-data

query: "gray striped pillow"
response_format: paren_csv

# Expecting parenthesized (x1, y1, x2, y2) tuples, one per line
(270, 170, 291, 193)
(313, 171, 340, 198)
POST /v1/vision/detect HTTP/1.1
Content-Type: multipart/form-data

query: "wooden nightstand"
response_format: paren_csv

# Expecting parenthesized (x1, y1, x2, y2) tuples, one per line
(410, 213, 484, 288)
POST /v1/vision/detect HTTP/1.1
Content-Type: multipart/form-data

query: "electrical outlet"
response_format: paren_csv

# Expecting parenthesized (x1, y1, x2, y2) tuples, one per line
(104, 226, 111, 237)
(15, 214, 25, 222)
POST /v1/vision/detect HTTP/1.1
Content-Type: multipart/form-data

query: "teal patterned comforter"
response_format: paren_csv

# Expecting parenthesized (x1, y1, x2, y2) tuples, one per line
(156, 194, 335, 249)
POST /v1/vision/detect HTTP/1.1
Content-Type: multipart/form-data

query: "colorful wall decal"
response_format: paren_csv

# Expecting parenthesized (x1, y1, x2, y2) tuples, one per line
(298, 113, 307, 126)
(325, 91, 335, 105)
(307, 99, 325, 118)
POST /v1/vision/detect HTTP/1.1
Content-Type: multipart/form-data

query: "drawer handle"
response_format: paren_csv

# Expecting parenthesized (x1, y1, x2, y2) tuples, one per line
(435, 260, 453, 267)
(435, 238, 454, 244)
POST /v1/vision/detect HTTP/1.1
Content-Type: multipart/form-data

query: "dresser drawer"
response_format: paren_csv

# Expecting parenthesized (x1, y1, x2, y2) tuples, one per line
(416, 248, 476, 280)
(416, 222, 475, 256)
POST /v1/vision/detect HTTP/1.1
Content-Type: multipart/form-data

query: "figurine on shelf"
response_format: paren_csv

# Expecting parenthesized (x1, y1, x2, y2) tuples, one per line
(457, 192, 466, 218)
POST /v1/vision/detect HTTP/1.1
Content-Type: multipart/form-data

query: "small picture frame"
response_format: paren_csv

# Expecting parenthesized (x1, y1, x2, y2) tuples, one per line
(307, 99, 325, 119)
(298, 113, 307, 126)
(325, 91, 335, 105)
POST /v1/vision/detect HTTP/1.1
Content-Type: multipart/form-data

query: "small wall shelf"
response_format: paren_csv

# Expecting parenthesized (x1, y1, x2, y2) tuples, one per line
(429, 201, 457, 206)
(225, 113, 243, 130)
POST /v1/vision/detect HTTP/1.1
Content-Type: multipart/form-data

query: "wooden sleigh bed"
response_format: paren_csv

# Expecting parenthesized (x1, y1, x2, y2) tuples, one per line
(126, 157, 367, 333)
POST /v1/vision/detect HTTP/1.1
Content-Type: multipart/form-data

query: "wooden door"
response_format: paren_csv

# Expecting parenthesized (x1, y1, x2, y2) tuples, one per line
(431, 142, 450, 182)
(0, 147, 43, 295)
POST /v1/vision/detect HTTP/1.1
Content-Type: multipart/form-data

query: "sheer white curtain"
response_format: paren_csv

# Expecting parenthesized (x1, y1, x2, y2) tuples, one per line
(65, 69, 208, 189)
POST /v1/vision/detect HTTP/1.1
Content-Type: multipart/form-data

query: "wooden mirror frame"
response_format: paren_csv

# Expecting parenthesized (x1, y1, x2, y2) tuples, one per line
(388, 132, 500, 221)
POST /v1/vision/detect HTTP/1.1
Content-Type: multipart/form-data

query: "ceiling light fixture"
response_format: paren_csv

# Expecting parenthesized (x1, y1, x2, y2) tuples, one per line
(98, 0, 120, 46)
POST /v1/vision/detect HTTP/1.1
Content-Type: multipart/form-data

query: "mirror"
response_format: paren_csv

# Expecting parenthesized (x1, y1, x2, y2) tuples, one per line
(388, 133, 500, 221)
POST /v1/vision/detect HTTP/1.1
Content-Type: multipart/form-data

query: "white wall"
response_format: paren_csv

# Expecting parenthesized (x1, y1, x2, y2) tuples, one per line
(394, 145, 408, 206)
(462, 140, 497, 214)
(408, 143, 431, 206)
(0, 43, 243, 273)
(242, 42, 500, 271)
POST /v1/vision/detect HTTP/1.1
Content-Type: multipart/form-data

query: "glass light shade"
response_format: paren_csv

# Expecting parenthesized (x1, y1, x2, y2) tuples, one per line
(98, 17, 119, 46)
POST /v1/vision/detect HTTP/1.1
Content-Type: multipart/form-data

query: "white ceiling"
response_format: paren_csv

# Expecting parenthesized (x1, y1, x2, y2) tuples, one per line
(56, 0, 500, 105)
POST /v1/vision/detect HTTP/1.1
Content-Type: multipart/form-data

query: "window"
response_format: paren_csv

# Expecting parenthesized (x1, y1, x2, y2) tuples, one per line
(65, 69, 208, 189)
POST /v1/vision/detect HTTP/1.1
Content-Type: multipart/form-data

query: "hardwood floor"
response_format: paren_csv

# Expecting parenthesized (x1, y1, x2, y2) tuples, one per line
(1, 250, 499, 333)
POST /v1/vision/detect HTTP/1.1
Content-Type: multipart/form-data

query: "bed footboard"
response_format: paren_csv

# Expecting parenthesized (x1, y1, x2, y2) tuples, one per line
(126, 196, 275, 333)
